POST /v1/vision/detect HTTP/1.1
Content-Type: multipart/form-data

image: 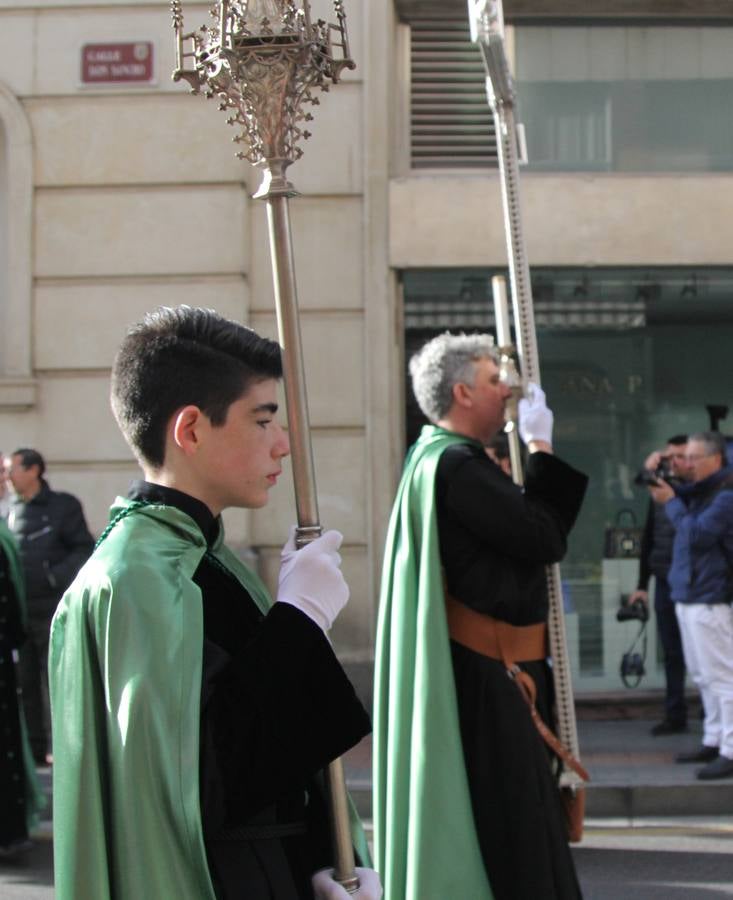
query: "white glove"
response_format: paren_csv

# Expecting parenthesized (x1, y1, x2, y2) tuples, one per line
(311, 867, 383, 900)
(276, 527, 349, 632)
(518, 382, 553, 446)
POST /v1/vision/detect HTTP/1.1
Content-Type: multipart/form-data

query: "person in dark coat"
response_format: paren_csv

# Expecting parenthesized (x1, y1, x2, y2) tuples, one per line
(5, 448, 94, 764)
(628, 436, 691, 735)
(0, 518, 45, 858)
(374, 333, 587, 900)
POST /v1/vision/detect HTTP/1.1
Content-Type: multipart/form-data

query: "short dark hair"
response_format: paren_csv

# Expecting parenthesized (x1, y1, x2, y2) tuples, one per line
(111, 306, 283, 467)
(666, 434, 688, 446)
(11, 448, 46, 477)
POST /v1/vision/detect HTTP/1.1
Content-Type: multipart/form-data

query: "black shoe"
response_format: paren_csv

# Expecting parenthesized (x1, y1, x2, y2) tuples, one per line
(697, 755, 733, 780)
(676, 745, 719, 763)
(651, 719, 688, 736)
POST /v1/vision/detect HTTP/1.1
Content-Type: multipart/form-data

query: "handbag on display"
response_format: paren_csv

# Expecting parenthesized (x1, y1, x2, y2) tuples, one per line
(603, 509, 643, 559)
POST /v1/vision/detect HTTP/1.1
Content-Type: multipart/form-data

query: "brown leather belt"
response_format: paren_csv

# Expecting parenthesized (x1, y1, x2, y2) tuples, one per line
(445, 593, 547, 665)
(445, 592, 589, 784)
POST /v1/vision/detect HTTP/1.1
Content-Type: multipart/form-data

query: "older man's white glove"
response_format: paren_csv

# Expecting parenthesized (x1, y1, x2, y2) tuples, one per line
(311, 867, 383, 900)
(518, 382, 554, 446)
(276, 527, 349, 633)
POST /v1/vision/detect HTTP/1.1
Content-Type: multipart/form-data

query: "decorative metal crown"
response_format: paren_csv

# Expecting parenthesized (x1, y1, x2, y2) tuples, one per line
(171, 0, 355, 166)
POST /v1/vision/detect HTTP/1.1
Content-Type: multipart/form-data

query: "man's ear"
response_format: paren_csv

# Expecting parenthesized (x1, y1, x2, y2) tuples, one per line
(171, 406, 207, 457)
(453, 381, 473, 408)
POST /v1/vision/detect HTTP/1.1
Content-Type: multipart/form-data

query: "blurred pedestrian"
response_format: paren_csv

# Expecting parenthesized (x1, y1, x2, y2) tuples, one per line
(0, 517, 45, 859)
(6, 449, 94, 764)
(651, 432, 733, 778)
(628, 436, 691, 735)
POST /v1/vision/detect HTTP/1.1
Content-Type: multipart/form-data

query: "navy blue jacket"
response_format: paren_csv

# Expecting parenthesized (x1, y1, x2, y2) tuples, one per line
(665, 465, 733, 605)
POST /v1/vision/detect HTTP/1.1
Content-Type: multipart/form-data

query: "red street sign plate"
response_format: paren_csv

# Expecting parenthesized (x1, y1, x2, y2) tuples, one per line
(81, 42, 154, 85)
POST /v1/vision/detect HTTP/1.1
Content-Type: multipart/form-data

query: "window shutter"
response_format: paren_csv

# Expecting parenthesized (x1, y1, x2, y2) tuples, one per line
(410, 16, 498, 169)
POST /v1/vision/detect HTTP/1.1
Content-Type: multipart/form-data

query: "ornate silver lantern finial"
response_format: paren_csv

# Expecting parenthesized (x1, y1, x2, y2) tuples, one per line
(171, 0, 354, 195)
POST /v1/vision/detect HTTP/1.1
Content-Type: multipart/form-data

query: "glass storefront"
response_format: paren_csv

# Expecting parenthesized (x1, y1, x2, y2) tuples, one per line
(515, 26, 733, 172)
(402, 266, 733, 694)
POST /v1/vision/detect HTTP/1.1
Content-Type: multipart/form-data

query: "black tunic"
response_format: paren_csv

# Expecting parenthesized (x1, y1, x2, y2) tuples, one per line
(0, 546, 28, 848)
(435, 447, 587, 900)
(128, 483, 371, 900)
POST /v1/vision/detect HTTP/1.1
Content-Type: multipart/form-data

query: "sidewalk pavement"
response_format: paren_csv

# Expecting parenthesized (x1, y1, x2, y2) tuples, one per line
(343, 717, 733, 821)
(30, 716, 732, 837)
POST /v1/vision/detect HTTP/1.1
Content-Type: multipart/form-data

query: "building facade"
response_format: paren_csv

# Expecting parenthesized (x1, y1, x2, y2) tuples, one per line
(1, 0, 732, 692)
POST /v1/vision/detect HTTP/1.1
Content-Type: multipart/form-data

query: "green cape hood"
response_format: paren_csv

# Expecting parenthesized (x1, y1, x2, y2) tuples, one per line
(373, 426, 494, 899)
(50, 498, 368, 900)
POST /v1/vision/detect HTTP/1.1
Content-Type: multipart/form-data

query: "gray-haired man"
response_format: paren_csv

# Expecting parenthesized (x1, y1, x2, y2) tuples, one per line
(651, 431, 733, 779)
(374, 333, 588, 900)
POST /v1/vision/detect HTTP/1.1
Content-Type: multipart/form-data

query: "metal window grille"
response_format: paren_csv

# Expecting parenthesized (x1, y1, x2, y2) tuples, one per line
(410, 16, 497, 169)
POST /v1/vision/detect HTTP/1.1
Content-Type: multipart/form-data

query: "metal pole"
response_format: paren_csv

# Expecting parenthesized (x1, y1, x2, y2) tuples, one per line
(492, 84, 583, 798)
(257, 162, 359, 893)
(170, 2, 361, 884)
(493, 104, 540, 386)
(470, 1, 585, 801)
(491, 275, 524, 485)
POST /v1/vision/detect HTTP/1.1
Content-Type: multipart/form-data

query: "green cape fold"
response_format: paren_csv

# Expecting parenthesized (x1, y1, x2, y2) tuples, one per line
(0, 518, 46, 832)
(50, 498, 368, 900)
(373, 426, 494, 900)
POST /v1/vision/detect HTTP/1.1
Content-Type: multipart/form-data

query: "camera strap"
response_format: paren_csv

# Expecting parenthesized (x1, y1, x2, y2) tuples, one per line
(620, 620, 648, 689)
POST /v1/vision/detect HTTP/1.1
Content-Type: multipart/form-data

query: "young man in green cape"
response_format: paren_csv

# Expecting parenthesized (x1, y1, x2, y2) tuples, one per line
(374, 333, 587, 900)
(0, 517, 46, 858)
(49, 306, 382, 900)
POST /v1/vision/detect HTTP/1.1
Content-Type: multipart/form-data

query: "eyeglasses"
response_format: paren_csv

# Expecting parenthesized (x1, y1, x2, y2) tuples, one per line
(685, 453, 714, 462)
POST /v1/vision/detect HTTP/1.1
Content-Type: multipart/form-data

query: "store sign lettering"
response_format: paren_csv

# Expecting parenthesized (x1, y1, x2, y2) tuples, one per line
(562, 374, 643, 396)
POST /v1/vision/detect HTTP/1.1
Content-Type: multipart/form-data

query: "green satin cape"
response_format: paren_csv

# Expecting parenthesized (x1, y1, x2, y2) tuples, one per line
(373, 426, 494, 900)
(0, 518, 46, 832)
(50, 498, 369, 900)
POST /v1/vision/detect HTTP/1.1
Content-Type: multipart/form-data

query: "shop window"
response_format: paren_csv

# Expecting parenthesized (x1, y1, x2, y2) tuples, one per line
(516, 26, 733, 172)
(405, 17, 733, 173)
(402, 266, 733, 693)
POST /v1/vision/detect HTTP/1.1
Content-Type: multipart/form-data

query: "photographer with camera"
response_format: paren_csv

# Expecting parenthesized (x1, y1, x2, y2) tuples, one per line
(627, 436, 691, 734)
(650, 431, 733, 779)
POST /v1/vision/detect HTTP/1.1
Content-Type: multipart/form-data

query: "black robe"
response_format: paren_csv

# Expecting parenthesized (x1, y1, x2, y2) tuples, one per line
(435, 447, 587, 900)
(129, 483, 371, 900)
(0, 545, 28, 848)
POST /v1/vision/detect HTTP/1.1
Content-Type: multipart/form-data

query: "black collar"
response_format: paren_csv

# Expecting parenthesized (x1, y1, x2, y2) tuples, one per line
(127, 481, 218, 547)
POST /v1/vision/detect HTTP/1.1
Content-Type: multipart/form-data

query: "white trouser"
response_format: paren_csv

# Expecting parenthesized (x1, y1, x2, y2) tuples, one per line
(676, 602, 733, 759)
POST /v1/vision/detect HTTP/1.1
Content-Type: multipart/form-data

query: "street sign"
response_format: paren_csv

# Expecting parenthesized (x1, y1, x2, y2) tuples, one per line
(81, 43, 154, 85)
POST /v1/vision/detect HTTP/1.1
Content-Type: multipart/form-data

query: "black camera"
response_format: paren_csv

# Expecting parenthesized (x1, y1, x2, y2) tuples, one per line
(620, 652, 646, 680)
(616, 596, 649, 623)
(633, 456, 675, 488)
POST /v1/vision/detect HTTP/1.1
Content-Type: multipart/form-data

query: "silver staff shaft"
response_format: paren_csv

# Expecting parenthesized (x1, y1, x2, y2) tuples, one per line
(493, 104, 583, 790)
(170, 1, 360, 886)
(491, 276, 524, 485)
(472, 2, 584, 791)
(258, 164, 359, 894)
